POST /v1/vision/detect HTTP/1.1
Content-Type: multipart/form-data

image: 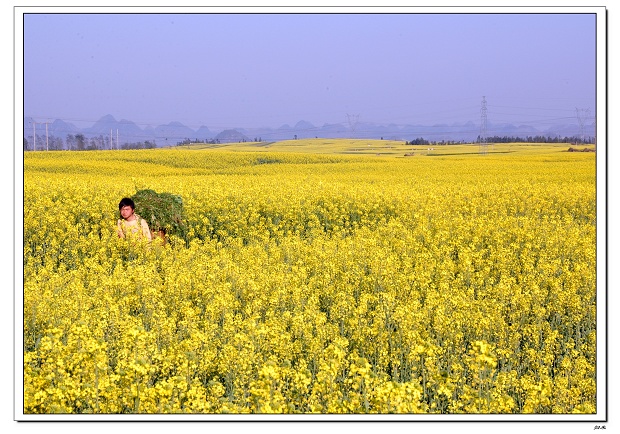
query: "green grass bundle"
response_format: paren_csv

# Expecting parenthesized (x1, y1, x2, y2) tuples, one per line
(131, 189, 187, 239)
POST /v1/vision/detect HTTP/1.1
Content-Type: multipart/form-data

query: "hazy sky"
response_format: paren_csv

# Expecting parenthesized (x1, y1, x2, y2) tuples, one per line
(22, 10, 598, 131)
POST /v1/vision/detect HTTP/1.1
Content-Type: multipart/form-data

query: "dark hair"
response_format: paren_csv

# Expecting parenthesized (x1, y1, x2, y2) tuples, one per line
(118, 197, 135, 210)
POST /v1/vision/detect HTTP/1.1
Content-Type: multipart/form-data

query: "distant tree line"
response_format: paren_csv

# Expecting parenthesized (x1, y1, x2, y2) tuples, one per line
(406, 137, 431, 146)
(176, 138, 221, 146)
(476, 134, 595, 144)
(175, 137, 264, 146)
(405, 137, 465, 146)
(23, 133, 156, 151)
(405, 135, 595, 146)
(24, 134, 264, 150)
(24, 133, 96, 151)
(120, 141, 156, 150)
(405, 135, 594, 146)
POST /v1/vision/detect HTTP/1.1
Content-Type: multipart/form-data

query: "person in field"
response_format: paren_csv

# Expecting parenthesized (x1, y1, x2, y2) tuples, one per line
(117, 197, 152, 241)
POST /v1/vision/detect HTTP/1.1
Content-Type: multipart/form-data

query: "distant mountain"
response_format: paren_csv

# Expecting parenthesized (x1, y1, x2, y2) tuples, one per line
(215, 129, 249, 143)
(295, 120, 315, 130)
(195, 125, 213, 141)
(319, 123, 349, 138)
(143, 125, 156, 138)
(23, 113, 595, 149)
(543, 123, 584, 138)
(24, 116, 79, 140)
(85, 114, 117, 135)
(153, 122, 197, 144)
(50, 118, 79, 137)
(84, 115, 148, 143)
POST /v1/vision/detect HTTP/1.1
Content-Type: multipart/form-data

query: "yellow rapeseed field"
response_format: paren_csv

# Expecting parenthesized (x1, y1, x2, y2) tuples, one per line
(22, 142, 597, 414)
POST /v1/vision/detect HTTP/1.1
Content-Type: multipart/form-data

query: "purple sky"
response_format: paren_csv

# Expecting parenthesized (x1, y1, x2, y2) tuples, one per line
(22, 10, 598, 131)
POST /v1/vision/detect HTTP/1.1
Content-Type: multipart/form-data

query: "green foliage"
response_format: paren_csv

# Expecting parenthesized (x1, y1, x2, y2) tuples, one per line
(131, 189, 187, 238)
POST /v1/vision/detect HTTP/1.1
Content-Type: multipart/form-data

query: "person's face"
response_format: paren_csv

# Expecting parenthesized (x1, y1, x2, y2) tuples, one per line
(120, 205, 134, 220)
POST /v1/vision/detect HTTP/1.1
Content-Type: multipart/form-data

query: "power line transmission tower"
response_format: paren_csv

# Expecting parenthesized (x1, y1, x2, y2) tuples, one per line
(479, 96, 488, 155)
(346, 113, 360, 138)
(45, 121, 49, 151)
(575, 108, 590, 144)
(30, 120, 51, 151)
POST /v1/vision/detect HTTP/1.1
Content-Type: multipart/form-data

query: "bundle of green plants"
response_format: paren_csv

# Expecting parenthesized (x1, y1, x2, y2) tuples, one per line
(131, 189, 188, 239)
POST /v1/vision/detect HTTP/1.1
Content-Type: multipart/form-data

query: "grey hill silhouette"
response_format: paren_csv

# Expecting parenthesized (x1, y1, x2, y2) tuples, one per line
(23, 114, 594, 148)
